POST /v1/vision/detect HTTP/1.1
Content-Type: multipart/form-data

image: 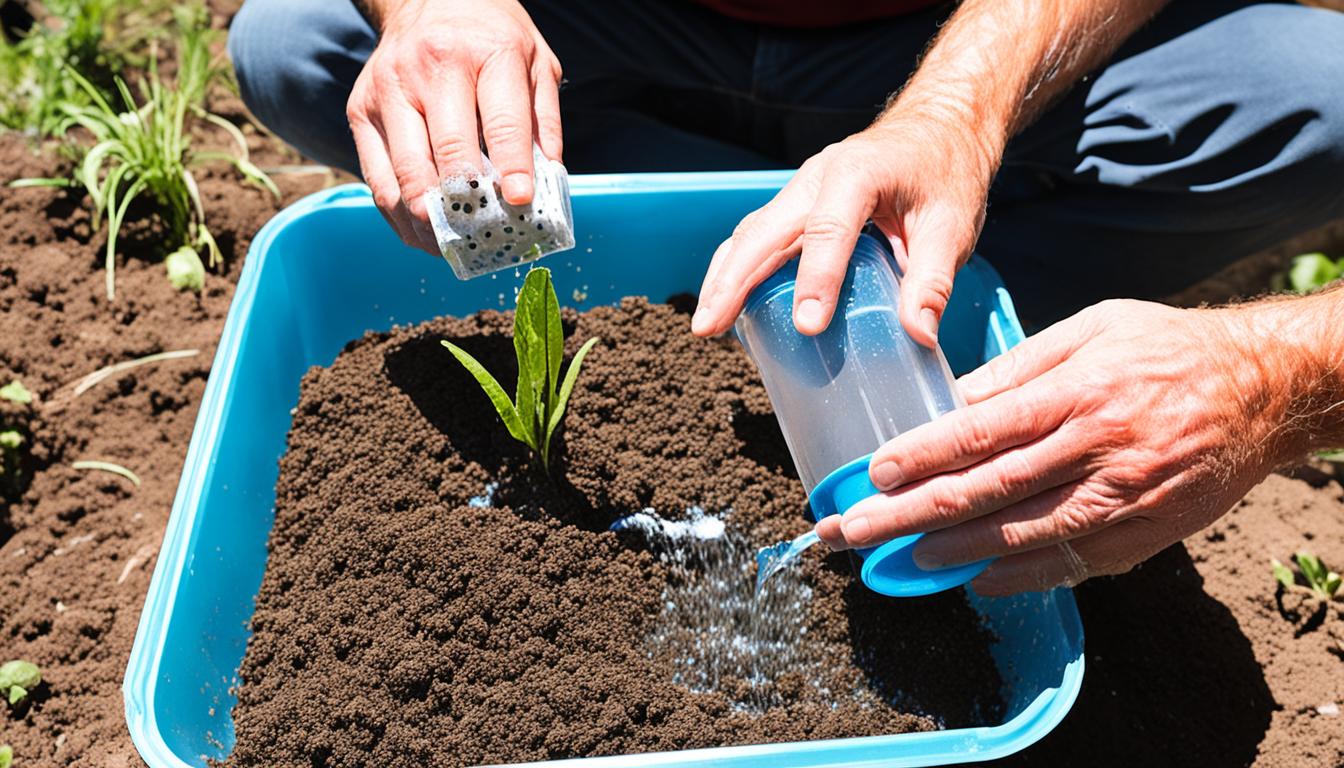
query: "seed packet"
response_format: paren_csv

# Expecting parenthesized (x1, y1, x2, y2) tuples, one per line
(423, 145, 575, 279)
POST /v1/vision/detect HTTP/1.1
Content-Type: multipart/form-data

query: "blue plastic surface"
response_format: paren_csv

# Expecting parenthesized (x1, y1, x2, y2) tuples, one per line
(123, 172, 1083, 768)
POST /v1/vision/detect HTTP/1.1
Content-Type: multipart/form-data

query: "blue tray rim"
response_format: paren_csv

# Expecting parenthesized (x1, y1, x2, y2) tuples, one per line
(123, 178, 1084, 768)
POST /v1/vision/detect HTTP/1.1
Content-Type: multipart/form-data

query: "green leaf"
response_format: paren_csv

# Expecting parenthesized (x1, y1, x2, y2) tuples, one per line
(544, 337, 600, 466)
(514, 268, 555, 448)
(0, 660, 40, 704)
(1289, 253, 1341, 293)
(0, 431, 21, 450)
(1271, 558, 1295, 590)
(1, 743, 12, 768)
(164, 246, 205, 292)
(441, 341, 533, 450)
(1296, 551, 1325, 588)
(1327, 572, 1343, 598)
(1318, 449, 1344, 463)
(0, 380, 32, 404)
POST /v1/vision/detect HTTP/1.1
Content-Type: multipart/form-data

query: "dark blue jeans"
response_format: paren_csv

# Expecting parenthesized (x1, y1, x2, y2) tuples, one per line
(229, 0, 1344, 326)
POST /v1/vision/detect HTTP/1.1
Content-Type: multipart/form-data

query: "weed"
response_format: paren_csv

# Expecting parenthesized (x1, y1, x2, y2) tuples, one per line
(1273, 551, 1342, 600)
(442, 267, 599, 472)
(0, 380, 30, 405)
(72, 459, 140, 487)
(12, 12, 277, 299)
(0, 743, 10, 768)
(1, 379, 31, 498)
(0, 660, 40, 706)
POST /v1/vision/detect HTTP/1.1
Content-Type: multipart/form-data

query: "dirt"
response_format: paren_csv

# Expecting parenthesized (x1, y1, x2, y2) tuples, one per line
(223, 298, 1005, 768)
(0, 124, 330, 767)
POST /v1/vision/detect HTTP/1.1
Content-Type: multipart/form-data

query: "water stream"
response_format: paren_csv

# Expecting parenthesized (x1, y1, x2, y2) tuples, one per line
(612, 509, 825, 712)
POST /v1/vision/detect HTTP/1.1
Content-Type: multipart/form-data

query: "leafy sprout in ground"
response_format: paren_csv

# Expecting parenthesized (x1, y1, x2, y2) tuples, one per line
(0, 743, 11, 768)
(442, 267, 599, 472)
(11, 13, 277, 300)
(1273, 551, 1342, 600)
(1281, 252, 1344, 294)
(0, 380, 30, 405)
(1, 379, 31, 497)
(0, 659, 41, 706)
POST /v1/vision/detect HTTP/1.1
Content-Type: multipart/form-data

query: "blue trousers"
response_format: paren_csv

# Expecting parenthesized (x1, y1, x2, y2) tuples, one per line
(229, 0, 1344, 326)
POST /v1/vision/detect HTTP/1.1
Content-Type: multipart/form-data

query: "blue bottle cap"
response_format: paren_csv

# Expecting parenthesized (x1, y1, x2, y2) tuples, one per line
(809, 453, 991, 597)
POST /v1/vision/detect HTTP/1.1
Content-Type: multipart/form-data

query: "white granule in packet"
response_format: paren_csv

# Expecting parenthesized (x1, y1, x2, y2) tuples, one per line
(423, 145, 575, 279)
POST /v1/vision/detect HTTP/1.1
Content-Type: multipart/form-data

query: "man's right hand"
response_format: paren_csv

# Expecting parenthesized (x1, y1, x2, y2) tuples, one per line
(348, 0, 563, 254)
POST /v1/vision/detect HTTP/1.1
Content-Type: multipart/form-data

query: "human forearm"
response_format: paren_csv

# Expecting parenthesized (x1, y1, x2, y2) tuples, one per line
(1219, 287, 1344, 464)
(883, 0, 1171, 169)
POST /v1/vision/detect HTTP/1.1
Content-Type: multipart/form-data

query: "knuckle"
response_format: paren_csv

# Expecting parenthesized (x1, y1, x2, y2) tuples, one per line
(915, 268, 955, 302)
(953, 412, 998, 457)
(430, 133, 475, 167)
(1053, 504, 1095, 538)
(927, 485, 972, 527)
(481, 115, 528, 149)
(992, 451, 1036, 499)
(803, 213, 854, 243)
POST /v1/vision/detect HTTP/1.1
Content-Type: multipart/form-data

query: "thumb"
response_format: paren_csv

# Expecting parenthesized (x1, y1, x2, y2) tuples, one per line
(897, 205, 975, 349)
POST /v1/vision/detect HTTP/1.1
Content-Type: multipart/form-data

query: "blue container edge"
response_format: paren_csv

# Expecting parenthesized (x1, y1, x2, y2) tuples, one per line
(124, 178, 1083, 768)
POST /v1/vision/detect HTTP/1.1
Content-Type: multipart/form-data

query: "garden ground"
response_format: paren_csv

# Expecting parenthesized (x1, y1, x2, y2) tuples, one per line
(3, 2, 1344, 766)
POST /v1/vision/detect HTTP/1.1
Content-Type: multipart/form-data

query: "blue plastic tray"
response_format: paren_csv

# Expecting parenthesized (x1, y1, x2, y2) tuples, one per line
(123, 174, 1083, 768)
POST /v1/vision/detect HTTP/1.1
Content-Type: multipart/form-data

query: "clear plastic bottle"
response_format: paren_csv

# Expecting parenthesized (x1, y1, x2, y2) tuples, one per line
(735, 234, 990, 596)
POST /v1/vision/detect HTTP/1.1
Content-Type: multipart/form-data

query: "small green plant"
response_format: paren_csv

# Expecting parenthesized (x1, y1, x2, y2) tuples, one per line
(1273, 551, 1342, 600)
(441, 268, 599, 472)
(1, 379, 32, 497)
(12, 16, 277, 300)
(0, 743, 11, 768)
(0, 380, 31, 405)
(0, 660, 41, 705)
(1283, 252, 1344, 294)
(164, 245, 204, 292)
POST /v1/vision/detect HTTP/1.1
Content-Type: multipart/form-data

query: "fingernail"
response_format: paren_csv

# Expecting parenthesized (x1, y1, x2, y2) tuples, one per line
(920, 307, 939, 343)
(501, 172, 533, 204)
(691, 307, 712, 335)
(796, 298, 825, 330)
(870, 461, 904, 490)
(913, 547, 944, 570)
(841, 514, 872, 545)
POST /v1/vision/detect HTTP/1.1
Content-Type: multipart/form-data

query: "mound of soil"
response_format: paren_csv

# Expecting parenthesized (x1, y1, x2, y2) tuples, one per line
(224, 298, 1006, 767)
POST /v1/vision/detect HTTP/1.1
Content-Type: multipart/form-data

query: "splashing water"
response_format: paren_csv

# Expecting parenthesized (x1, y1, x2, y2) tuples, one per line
(754, 529, 822, 597)
(612, 509, 821, 712)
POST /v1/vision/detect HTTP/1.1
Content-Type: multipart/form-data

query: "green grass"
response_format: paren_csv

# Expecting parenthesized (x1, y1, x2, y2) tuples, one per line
(12, 14, 277, 299)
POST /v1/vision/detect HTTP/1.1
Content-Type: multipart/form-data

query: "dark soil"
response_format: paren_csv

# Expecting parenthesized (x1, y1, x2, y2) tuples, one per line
(224, 298, 1006, 768)
(0, 123, 330, 767)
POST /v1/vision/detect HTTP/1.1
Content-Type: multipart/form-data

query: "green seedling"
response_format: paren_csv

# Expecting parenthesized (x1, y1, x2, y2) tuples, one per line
(0, 380, 31, 404)
(0, 743, 11, 768)
(442, 268, 599, 472)
(12, 17, 277, 300)
(72, 459, 140, 487)
(0, 660, 41, 706)
(164, 245, 204, 292)
(1286, 252, 1344, 294)
(1273, 551, 1343, 599)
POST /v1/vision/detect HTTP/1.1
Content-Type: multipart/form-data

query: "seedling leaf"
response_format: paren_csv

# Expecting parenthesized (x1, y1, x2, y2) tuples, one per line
(0, 431, 21, 450)
(72, 459, 141, 487)
(441, 341, 532, 449)
(164, 246, 205, 292)
(0, 380, 31, 404)
(1289, 551, 1342, 599)
(1289, 253, 1342, 294)
(1, 743, 12, 768)
(0, 659, 40, 705)
(1271, 558, 1295, 590)
(545, 337, 600, 462)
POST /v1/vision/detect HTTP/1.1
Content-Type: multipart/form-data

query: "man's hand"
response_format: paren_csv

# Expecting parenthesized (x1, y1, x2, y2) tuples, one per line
(815, 296, 1344, 595)
(691, 0, 1170, 345)
(348, 0, 563, 254)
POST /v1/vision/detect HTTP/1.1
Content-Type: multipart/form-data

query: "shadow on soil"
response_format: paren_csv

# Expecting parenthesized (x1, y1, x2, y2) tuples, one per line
(992, 544, 1274, 767)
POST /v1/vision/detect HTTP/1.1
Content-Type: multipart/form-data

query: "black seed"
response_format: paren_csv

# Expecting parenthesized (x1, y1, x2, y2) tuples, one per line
(536, 223, 544, 230)
(518, 214, 525, 221)
(504, 244, 512, 251)
(468, 243, 477, 250)
(504, 226, 513, 234)
(469, 179, 479, 189)
(512, 255, 521, 263)
(480, 196, 487, 206)
(484, 231, 491, 238)
(465, 234, 472, 240)
(463, 203, 473, 213)
(496, 250, 504, 258)
(451, 202, 461, 211)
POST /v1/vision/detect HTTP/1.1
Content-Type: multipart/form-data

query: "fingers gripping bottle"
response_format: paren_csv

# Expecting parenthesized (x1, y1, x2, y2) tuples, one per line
(734, 234, 991, 596)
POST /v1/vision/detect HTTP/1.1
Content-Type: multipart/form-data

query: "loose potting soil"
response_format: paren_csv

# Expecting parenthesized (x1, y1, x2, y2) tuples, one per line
(224, 297, 1006, 767)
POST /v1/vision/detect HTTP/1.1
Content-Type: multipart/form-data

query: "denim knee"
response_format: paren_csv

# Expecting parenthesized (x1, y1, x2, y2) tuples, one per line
(228, 0, 374, 173)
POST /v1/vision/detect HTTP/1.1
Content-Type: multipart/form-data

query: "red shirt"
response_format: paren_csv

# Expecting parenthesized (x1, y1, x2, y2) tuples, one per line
(694, 0, 942, 27)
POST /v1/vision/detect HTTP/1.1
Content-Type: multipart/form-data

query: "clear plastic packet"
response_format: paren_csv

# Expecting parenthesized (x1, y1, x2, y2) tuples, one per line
(422, 145, 575, 279)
